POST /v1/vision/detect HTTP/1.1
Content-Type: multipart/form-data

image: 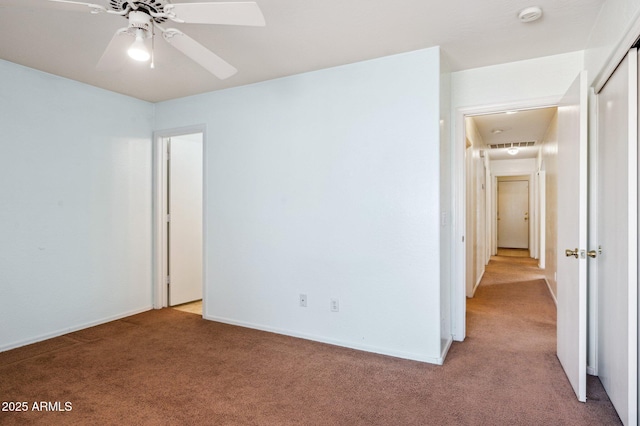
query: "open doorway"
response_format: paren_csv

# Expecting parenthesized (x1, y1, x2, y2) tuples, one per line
(460, 103, 599, 401)
(463, 106, 556, 299)
(458, 92, 604, 403)
(154, 127, 205, 316)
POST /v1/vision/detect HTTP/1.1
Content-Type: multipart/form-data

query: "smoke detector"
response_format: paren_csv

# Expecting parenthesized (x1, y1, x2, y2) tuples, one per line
(518, 6, 543, 23)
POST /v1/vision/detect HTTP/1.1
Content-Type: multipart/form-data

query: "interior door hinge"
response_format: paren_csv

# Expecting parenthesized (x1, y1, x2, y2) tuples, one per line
(166, 276, 170, 285)
(166, 214, 171, 223)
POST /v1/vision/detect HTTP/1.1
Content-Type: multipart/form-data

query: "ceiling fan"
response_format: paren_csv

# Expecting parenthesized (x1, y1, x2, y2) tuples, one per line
(48, 0, 266, 79)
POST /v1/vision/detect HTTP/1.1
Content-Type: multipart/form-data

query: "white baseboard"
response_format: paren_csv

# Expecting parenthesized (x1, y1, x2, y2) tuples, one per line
(438, 335, 453, 365)
(0, 305, 153, 353)
(543, 278, 598, 375)
(544, 277, 558, 306)
(204, 314, 446, 365)
(471, 269, 485, 297)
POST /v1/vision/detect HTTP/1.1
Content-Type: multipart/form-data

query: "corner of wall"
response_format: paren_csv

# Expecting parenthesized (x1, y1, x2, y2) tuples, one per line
(439, 48, 453, 351)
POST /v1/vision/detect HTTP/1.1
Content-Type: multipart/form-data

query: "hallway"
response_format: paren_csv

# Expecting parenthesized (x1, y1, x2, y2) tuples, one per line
(460, 254, 621, 424)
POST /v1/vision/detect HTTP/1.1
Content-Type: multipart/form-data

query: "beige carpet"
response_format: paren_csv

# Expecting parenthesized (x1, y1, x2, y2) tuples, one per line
(465, 254, 619, 423)
(479, 253, 545, 285)
(497, 248, 531, 258)
(0, 257, 622, 424)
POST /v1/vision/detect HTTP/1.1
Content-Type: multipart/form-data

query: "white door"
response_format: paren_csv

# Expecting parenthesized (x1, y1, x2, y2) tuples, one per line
(556, 71, 587, 402)
(168, 133, 203, 306)
(497, 180, 528, 249)
(596, 49, 638, 426)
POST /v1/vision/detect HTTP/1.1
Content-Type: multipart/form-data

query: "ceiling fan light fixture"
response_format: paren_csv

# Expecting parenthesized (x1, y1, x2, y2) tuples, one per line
(128, 29, 150, 62)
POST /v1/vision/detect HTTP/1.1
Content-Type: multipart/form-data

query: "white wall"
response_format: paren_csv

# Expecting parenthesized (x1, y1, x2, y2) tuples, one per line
(452, 51, 584, 109)
(490, 159, 537, 176)
(464, 117, 488, 297)
(540, 113, 559, 299)
(155, 48, 448, 363)
(0, 60, 154, 350)
(439, 50, 452, 354)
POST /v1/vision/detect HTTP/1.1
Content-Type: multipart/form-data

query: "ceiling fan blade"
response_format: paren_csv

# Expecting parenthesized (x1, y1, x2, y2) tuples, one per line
(165, 2, 265, 26)
(96, 28, 131, 71)
(163, 29, 237, 79)
(47, 0, 107, 13)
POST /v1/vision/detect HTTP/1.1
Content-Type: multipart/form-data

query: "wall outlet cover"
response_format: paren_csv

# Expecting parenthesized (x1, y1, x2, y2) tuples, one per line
(330, 298, 339, 312)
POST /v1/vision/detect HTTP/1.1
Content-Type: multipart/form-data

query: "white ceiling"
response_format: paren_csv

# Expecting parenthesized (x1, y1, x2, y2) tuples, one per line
(0, 0, 604, 102)
(471, 107, 557, 160)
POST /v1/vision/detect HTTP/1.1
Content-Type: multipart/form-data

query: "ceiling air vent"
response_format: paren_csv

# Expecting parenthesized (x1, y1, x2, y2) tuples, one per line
(489, 141, 536, 149)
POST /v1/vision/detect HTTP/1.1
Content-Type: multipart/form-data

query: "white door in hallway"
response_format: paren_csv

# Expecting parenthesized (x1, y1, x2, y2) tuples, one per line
(596, 49, 638, 426)
(497, 180, 528, 249)
(168, 133, 203, 306)
(556, 71, 587, 403)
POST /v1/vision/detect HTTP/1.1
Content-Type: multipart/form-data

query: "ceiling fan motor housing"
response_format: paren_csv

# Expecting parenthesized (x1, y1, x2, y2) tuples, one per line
(110, 0, 168, 23)
(128, 11, 153, 37)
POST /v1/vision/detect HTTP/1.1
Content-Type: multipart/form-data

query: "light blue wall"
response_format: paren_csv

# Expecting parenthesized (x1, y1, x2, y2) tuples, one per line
(0, 60, 154, 350)
(0, 48, 450, 363)
(155, 47, 447, 362)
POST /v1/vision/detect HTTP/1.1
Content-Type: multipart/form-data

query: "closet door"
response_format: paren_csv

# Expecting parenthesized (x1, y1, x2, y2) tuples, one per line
(596, 48, 638, 426)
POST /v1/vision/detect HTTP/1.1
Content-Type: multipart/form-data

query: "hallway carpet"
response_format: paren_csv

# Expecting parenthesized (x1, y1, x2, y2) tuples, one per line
(0, 258, 621, 425)
(496, 248, 531, 258)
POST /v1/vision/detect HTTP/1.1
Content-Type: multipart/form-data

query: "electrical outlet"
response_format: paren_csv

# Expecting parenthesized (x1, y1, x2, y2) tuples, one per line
(299, 294, 307, 307)
(330, 298, 339, 312)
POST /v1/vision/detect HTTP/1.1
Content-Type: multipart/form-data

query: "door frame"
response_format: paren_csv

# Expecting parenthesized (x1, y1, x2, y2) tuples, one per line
(153, 125, 207, 311)
(452, 96, 558, 341)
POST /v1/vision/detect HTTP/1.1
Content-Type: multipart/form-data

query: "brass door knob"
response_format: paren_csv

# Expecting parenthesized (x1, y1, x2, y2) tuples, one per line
(587, 250, 597, 258)
(565, 248, 579, 258)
